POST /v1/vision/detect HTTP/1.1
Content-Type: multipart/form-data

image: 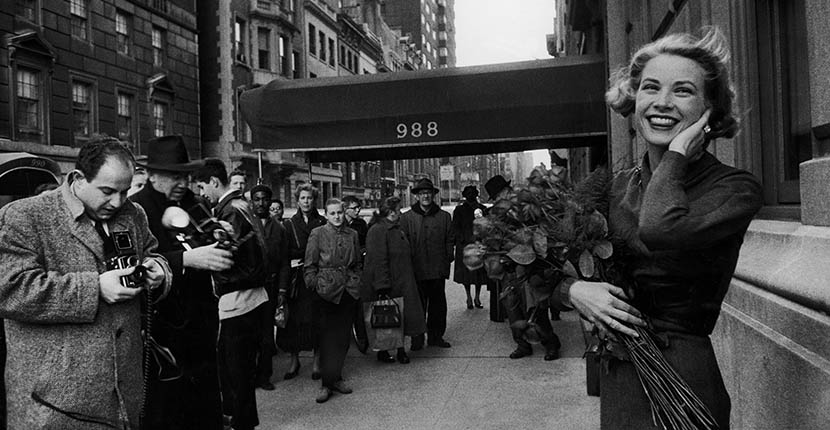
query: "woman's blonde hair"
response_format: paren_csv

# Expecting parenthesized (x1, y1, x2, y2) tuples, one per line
(294, 182, 319, 200)
(606, 26, 738, 140)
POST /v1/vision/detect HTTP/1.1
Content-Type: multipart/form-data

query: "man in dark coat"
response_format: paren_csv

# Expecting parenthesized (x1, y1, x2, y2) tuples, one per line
(342, 195, 368, 251)
(249, 184, 290, 390)
(399, 178, 454, 349)
(193, 159, 268, 430)
(131, 135, 234, 430)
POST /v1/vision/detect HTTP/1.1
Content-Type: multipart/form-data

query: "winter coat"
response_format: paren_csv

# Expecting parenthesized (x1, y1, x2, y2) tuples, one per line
(361, 219, 426, 336)
(0, 182, 171, 429)
(399, 203, 454, 281)
(452, 201, 490, 285)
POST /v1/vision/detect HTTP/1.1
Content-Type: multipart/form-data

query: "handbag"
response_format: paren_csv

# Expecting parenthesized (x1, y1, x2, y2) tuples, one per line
(370, 297, 402, 329)
(363, 296, 405, 351)
(274, 303, 288, 329)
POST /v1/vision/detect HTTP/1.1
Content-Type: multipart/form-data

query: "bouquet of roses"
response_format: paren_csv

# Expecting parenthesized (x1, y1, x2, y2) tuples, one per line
(464, 165, 718, 430)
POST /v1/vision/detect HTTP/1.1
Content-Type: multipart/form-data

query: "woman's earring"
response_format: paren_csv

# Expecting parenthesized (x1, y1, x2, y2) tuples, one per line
(703, 125, 712, 135)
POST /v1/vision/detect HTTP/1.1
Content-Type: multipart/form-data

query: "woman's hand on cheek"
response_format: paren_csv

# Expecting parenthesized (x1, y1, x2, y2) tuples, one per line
(669, 108, 711, 159)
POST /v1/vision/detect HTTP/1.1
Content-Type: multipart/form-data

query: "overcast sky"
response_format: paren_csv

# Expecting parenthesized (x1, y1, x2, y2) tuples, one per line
(455, 0, 556, 66)
(454, 0, 557, 165)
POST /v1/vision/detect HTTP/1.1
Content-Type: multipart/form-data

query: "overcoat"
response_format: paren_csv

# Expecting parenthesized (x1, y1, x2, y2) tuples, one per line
(399, 203, 454, 281)
(451, 201, 490, 285)
(0, 182, 171, 429)
(360, 219, 426, 336)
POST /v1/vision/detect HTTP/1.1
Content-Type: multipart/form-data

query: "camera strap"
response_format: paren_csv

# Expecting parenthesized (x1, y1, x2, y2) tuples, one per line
(94, 220, 116, 256)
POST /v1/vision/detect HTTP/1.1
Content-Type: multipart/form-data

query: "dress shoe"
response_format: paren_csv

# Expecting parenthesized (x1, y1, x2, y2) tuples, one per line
(466, 298, 474, 309)
(397, 349, 410, 364)
(283, 363, 300, 380)
(257, 381, 276, 391)
(311, 371, 321, 380)
(427, 338, 452, 348)
(544, 349, 560, 361)
(509, 348, 532, 359)
(410, 334, 425, 351)
(330, 380, 353, 394)
(474, 298, 483, 309)
(376, 351, 396, 363)
(315, 387, 332, 403)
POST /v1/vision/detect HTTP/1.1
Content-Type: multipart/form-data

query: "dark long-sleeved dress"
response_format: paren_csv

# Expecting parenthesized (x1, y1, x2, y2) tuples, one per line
(277, 209, 326, 352)
(452, 201, 490, 286)
(556, 151, 763, 429)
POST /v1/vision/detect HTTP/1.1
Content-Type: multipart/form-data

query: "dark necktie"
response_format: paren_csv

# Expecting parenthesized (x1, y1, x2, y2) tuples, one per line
(94, 220, 116, 257)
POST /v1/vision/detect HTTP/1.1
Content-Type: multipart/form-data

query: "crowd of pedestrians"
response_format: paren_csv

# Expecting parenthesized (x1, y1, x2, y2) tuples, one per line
(0, 135, 564, 429)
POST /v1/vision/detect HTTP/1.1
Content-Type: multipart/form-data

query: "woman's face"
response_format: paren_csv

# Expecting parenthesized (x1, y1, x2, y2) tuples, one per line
(634, 54, 708, 147)
(298, 190, 314, 213)
(386, 205, 401, 223)
(326, 202, 344, 227)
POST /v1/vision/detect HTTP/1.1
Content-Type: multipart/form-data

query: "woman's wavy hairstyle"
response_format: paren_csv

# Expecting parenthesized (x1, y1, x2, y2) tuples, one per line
(293, 182, 319, 201)
(606, 26, 738, 140)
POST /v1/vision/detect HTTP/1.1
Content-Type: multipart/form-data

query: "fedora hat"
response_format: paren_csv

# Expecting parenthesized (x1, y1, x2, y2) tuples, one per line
(411, 178, 439, 194)
(484, 175, 511, 200)
(138, 135, 203, 172)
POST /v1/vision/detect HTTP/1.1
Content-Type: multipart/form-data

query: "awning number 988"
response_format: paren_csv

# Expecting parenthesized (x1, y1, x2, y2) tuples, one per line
(396, 121, 438, 139)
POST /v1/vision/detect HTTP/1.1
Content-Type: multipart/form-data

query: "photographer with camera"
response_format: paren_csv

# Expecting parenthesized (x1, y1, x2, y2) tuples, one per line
(130, 136, 233, 430)
(193, 159, 268, 430)
(0, 136, 171, 429)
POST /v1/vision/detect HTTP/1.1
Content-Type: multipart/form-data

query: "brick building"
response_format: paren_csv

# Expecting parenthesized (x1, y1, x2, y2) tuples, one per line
(1, 0, 201, 173)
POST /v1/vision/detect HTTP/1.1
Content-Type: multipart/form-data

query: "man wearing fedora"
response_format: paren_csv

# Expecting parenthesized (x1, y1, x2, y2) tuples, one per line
(131, 135, 234, 430)
(400, 178, 454, 349)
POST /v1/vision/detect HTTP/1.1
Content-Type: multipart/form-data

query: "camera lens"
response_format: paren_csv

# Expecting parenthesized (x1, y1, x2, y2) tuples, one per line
(126, 256, 140, 266)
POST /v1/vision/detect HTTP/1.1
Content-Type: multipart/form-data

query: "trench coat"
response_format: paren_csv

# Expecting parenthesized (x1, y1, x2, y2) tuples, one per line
(360, 219, 426, 336)
(0, 183, 171, 429)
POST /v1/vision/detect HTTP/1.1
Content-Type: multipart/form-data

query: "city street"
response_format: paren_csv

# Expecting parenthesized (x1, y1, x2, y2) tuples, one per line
(256, 265, 599, 430)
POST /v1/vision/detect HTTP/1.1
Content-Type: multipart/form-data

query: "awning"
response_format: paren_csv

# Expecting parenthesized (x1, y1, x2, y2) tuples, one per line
(240, 55, 607, 162)
(0, 152, 62, 196)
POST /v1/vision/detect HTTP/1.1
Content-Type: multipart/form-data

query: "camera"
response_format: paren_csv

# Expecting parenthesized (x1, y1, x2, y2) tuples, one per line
(162, 203, 238, 251)
(105, 231, 146, 288)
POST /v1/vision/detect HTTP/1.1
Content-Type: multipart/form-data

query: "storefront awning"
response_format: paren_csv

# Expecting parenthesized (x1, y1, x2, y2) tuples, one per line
(0, 152, 62, 196)
(240, 55, 607, 162)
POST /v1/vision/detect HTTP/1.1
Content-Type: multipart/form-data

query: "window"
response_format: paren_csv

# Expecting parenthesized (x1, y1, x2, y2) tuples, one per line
(116, 12, 131, 55)
(235, 18, 247, 63)
(319, 31, 326, 62)
(308, 24, 317, 55)
(339, 45, 346, 66)
(235, 87, 250, 143)
(70, 0, 88, 40)
(257, 28, 271, 70)
(152, 101, 169, 137)
(15, 67, 43, 140)
(328, 38, 335, 66)
(756, 0, 811, 204)
(116, 90, 138, 152)
(17, 0, 38, 22)
(292, 51, 300, 78)
(152, 27, 165, 67)
(279, 35, 289, 76)
(71, 77, 96, 143)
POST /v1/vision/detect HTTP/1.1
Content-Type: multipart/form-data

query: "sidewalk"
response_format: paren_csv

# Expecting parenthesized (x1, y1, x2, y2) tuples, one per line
(256, 272, 599, 429)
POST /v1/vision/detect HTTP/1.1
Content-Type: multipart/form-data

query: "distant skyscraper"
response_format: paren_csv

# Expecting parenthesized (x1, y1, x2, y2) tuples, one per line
(381, 0, 455, 69)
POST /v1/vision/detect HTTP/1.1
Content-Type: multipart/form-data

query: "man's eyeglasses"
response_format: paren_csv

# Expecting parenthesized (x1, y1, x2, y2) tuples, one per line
(347, 206, 360, 211)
